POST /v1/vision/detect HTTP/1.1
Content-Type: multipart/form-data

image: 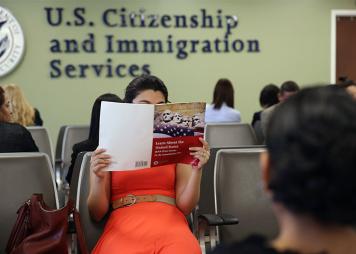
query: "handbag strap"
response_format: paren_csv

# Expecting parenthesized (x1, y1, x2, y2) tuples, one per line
(66, 199, 88, 254)
(5, 200, 31, 253)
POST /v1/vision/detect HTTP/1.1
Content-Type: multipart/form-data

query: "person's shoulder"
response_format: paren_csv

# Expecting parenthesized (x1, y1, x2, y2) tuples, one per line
(2, 122, 28, 132)
(261, 105, 277, 122)
(73, 139, 96, 152)
(206, 104, 215, 111)
(222, 104, 241, 120)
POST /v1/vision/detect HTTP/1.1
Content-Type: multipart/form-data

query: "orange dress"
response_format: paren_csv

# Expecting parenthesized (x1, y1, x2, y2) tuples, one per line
(92, 164, 201, 254)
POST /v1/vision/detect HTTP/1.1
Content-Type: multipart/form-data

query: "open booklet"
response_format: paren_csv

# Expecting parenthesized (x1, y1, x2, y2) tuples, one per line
(99, 102, 206, 171)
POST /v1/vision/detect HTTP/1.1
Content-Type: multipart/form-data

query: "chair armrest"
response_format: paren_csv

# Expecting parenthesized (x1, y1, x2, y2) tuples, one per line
(198, 213, 239, 226)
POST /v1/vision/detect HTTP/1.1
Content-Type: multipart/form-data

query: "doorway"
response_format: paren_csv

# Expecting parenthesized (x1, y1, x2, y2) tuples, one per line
(331, 10, 356, 84)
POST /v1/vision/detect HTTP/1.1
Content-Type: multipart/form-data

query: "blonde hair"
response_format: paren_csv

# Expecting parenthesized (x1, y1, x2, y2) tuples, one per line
(3, 84, 35, 126)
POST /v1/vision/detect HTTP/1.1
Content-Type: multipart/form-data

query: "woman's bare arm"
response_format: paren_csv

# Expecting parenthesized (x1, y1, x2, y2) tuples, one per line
(175, 138, 210, 215)
(87, 148, 111, 222)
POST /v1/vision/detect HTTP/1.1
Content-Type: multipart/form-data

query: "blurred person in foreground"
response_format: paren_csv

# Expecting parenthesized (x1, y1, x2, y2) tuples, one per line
(211, 86, 356, 254)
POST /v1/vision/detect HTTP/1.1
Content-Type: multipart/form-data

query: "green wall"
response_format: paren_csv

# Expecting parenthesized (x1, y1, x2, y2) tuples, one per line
(1, 0, 355, 145)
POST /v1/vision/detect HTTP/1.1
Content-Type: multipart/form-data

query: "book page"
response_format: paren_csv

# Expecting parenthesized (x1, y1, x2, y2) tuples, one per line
(99, 102, 154, 171)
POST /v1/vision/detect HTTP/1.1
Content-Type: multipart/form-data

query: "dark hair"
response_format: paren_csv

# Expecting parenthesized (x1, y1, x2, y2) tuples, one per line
(88, 93, 122, 144)
(259, 84, 280, 108)
(124, 75, 168, 103)
(266, 86, 356, 226)
(339, 80, 355, 89)
(280, 81, 300, 94)
(0, 86, 10, 122)
(0, 86, 4, 107)
(212, 79, 234, 109)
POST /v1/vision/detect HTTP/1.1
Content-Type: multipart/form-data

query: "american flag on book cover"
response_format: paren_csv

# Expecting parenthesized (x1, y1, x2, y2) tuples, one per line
(154, 124, 195, 137)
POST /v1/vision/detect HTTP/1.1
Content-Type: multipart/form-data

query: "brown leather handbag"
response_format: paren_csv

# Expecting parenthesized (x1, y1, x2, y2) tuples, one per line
(6, 193, 88, 254)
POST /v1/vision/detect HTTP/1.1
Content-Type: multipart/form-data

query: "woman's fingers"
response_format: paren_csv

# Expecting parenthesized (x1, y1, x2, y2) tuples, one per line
(189, 139, 211, 169)
(199, 137, 210, 150)
(93, 148, 106, 156)
(91, 148, 111, 177)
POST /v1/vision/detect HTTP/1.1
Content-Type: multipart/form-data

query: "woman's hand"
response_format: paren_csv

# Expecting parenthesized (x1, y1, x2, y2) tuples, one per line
(90, 148, 111, 179)
(189, 137, 210, 170)
(88, 148, 111, 221)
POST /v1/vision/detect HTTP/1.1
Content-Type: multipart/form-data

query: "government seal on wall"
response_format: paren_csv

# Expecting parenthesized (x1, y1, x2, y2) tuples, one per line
(0, 6, 25, 77)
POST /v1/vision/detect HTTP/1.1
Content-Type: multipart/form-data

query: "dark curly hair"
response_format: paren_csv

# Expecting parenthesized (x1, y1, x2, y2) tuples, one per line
(124, 74, 168, 103)
(266, 86, 356, 226)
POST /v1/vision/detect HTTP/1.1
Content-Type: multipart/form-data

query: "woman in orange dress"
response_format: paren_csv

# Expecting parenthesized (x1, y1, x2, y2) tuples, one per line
(88, 75, 210, 254)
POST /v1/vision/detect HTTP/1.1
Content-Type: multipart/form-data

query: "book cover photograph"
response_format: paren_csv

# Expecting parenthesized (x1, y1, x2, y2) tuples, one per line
(99, 102, 206, 171)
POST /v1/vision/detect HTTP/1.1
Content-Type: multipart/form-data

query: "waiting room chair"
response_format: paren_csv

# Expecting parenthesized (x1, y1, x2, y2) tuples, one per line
(204, 123, 258, 148)
(197, 147, 263, 253)
(27, 126, 54, 166)
(55, 125, 89, 186)
(213, 148, 278, 244)
(75, 152, 108, 251)
(199, 146, 265, 215)
(69, 151, 87, 204)
(0, 153, 59, 253)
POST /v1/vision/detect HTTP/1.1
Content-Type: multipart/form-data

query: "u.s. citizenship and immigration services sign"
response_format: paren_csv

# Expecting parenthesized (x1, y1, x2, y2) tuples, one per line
(0, 6, 25, 77)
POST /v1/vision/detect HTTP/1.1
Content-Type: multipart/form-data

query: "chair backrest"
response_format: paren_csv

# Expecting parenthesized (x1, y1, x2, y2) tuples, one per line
(204, 123, 258, 148)
(214, 148, 278, 243)
(55, 125, 89, 175)
(55, 126, 66, 163)
(69, 151, 87, 204)
(199, 146, 265, 215)
(0, 153, 59, 253)
(76, 152, 107, 251)
(27, 126, 54, 166)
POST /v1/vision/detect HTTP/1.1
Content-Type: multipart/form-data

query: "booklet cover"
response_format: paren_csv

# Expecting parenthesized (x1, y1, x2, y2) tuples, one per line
(99, 102, 206, 171)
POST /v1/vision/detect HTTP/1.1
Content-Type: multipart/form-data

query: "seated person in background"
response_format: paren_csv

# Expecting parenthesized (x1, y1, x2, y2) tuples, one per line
(251, 84, 279, 127)
(205, 78, 241, 123)
(211, 86, 356, 254)
(65, 93, 122, 184)
(3, 84, 43, 126)
(88, 75, 210, 253)
(260, 81, 299, 137)
(0, 87, 39, 152)
(339, 80, 356, 100)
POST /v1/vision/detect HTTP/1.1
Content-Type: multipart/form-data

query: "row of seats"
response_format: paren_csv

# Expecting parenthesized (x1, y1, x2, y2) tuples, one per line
(27, 125, 89, 184)
(0, 147, 276, 252)
(28, 122, 259, 179)
(0, 123, 264, 252)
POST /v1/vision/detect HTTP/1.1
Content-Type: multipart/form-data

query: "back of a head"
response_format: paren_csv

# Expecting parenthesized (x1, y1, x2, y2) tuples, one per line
(259, 84, 280, 108)
(280, 81, 300, 94)
(266, 86, 356, 226)
(88, 93, 123, 142)
(213, 78, 234, 109)
(3, 84, 35, 126)
(124, 74, 168, 103)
